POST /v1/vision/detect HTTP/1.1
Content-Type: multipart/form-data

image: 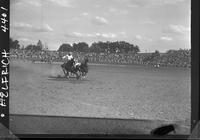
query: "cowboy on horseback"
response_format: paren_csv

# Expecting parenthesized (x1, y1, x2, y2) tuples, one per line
(62, 52, 75, 70)
(62, 52, 73, 61)
(61, 55, 89, 79)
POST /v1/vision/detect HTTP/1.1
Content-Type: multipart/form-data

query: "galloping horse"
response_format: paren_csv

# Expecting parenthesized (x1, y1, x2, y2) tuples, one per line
(76, 57, 89, 77)
(61, 57, 89, 79)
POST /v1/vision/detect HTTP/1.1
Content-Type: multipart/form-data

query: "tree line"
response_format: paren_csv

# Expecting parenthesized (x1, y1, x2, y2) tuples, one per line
(57, 41, 140, 54)
(10, 37, 190, 55)
(10, 38, 140, 54)
(10, 38, 20, 49)
(9, 37, 174, 56)
(10, 38, 44, 51)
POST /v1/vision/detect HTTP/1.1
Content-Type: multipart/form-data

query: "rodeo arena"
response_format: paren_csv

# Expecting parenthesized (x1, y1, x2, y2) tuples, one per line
(9, 39, 191, 134)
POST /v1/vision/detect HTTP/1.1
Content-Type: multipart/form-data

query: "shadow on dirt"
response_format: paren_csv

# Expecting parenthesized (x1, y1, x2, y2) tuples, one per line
(47, 76, 90, 84)
(47, 76, 68, 81)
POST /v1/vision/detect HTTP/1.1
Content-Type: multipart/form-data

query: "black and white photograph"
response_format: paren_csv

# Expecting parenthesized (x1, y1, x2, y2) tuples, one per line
(9, 0, 191, 136)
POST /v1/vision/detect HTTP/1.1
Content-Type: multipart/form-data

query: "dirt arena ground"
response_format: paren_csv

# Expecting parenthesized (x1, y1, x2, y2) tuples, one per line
(9, 59, 191, 133)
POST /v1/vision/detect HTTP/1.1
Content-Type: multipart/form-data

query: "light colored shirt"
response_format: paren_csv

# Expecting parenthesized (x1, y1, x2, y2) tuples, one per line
(75, 62, 81, 66)
(63, 54, 73, 60)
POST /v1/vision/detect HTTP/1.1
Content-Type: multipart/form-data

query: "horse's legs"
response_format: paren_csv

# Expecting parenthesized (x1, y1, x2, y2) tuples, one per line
(61, 66, 66, 76)
(82, 72, 85, 78)
(66, 71, 69, 79)
(75, 72, 80, 80)
(61, 65, 69, 78)
(64, 69, 69, 79)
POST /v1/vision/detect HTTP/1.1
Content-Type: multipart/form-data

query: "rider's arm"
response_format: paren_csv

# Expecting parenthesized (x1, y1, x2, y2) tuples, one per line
(63, 55, 67, 59)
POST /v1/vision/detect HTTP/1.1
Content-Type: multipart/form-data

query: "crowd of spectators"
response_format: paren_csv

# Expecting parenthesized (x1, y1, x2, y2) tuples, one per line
(10, 49, 191, 68)
(10, 49, 62, 62)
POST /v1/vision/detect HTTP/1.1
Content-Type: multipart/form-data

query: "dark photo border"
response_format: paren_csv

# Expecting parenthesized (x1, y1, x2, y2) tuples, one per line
(0, 0, 199, 139)
(0, 0, 9, 129)
(191, 0, 200, 135)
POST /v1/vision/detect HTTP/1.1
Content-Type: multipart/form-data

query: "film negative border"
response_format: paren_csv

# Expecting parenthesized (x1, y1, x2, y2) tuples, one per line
(0, 0, 199, 139)
(0, 0, 9, 130)
(191, 0, 200, 135)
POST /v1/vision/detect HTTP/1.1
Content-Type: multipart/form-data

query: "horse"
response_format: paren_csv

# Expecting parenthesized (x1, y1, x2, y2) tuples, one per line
(61, 58, 78, 79)
(75, 57, 89, 78)
(61, 57, 88, 79)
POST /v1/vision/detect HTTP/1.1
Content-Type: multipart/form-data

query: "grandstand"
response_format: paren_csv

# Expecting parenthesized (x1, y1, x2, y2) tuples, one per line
(10, 49, 191, 68)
